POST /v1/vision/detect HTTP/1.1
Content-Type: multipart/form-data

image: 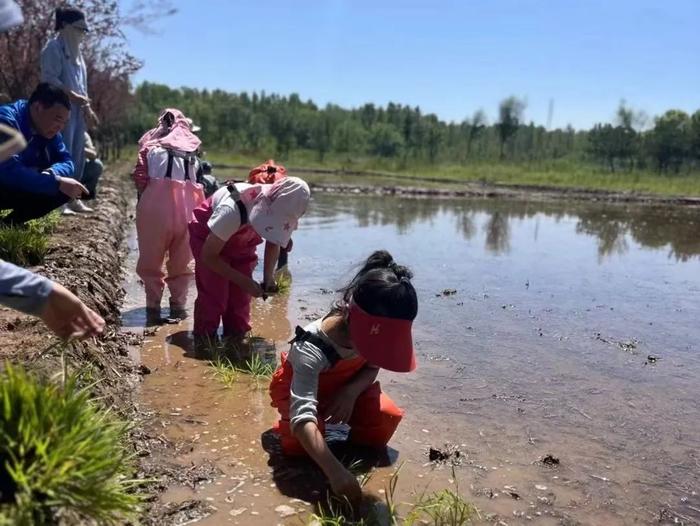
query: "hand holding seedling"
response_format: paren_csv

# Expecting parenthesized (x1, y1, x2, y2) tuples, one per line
(329, 467, 362, 506)
(40, 283, 105, 340)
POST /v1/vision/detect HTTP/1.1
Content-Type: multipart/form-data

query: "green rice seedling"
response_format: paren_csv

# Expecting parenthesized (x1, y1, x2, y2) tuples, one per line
(239, 352, 275, 380)
(0, 227, 49, 266)
(308, 492, 363, 526)
(0, 211, 59, 265)
(274, 271, 292, 294)
(26, 211, 60, 235)
(404, 469, 477, 526)
(209, 357, 239, 387)
(403, 488, 477, 525)
(0, 364, 140, 525)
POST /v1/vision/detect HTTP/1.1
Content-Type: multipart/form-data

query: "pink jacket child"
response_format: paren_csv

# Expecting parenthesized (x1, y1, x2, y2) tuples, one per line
(188, 177, 310, 345)
(132, 109, 206, 324)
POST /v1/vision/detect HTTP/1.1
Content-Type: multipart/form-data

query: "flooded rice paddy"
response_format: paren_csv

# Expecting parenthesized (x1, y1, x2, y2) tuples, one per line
(122, 192, 700, 525)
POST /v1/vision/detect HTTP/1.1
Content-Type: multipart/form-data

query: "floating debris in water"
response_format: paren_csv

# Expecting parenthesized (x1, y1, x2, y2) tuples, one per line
(540, 454, 560, 466)
(646, 354, 660, 365)
(436, 288, 457, 297)
(275, 504, 298, 517)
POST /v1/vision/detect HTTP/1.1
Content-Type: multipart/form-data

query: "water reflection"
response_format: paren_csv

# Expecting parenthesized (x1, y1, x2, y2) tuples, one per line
(308, 194, 700, 260)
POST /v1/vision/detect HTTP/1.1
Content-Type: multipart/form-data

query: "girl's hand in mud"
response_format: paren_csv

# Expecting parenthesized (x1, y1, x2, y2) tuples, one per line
(322, 388, 357, 425)
(242, 278, 264, 298)
(41, 283, 105, 340)
(329, 467, 362, 506)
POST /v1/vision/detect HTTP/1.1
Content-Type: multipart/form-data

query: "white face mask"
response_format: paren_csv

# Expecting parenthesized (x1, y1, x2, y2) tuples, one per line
(60, 24, 86, 60)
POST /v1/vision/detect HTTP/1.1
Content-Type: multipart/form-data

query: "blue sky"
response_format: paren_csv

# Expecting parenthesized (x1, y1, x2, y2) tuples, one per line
(121, 0, 700, 130)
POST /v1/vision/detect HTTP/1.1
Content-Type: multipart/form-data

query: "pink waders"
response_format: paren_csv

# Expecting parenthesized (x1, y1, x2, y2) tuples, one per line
(136, 175, 205, 310)
(188, 198, 263, 337)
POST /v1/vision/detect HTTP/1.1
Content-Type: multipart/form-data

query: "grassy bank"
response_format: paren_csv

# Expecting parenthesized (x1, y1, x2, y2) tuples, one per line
(205, 150, 700, 197)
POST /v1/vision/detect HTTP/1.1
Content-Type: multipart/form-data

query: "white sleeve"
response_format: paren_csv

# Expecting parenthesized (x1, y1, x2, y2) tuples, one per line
(207, 202, 241, 241)
(288, 341, 331, 430)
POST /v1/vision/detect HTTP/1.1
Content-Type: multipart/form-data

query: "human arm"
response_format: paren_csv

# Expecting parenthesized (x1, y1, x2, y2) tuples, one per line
(131, 148, 149, 192)
(262, 241, 280, 292)
(322, 365, 379, 424)
(84, 133, 97, 160)
(296, 421, 362, 504)
(40, 42, 90, 106)
(201, 232, 263, 298)
(47, 135, 87, 199)
(0, 261, 104, 340)
(288, 343, 362, 504)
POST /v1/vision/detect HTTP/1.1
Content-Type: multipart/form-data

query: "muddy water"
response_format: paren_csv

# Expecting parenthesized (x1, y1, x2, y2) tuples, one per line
(122, 194, 700, 525)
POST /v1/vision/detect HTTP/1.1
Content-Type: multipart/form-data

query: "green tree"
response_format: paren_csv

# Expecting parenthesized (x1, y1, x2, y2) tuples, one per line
(648, 110, 691, 172)
(369, 123, 404, 158)
(497, 97, 526, 159)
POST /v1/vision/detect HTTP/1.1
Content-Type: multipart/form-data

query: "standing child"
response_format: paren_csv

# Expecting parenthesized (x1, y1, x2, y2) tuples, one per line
(132, 108, 206, 324)
(188, 176, 310, 345)
(247, 159, 291, 271)
(269, 250, 418, 503)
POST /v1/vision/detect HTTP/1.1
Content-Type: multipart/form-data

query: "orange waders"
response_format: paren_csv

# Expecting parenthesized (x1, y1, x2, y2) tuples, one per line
(269, 349, 404, 456)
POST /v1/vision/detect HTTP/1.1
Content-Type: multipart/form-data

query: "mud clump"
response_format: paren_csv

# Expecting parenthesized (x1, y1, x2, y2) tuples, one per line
(428, 444, 462, 464)
(436, 288, 457, 297)
(540, 454, 560, 466)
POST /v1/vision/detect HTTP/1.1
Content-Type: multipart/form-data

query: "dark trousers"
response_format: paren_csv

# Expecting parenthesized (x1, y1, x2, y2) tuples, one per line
(0, 184, 69, 225)
(82, 159, 103, 200)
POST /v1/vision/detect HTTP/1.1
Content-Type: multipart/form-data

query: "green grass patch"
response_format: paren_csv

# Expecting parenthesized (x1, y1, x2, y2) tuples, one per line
(0, 211, 60, 266)
(0, 364, 140, 525)
(206, 149, 700, 197)
(207, 338, 275, 388)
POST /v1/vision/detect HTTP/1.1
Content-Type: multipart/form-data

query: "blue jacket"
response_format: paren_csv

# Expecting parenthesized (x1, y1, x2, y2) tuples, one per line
(0, 100, 74, 195)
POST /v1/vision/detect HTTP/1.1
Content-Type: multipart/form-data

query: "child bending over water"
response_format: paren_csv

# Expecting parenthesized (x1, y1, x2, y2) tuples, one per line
(269, 250, 418, 503)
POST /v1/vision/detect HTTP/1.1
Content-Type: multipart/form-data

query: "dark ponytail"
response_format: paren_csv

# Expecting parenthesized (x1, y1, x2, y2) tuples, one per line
(334, 250, 418, 321)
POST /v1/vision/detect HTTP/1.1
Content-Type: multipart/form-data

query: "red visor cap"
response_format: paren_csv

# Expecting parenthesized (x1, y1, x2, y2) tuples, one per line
(347, 301, 416, 373)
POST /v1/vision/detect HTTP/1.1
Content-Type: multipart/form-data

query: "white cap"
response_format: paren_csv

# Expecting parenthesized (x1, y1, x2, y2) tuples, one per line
(248, 177, 310, 247)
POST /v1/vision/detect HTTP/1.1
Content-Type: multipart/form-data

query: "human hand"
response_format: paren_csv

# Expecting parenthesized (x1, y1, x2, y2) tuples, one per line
(261, 279, 279, 294)
(40, 283, 105, 340)
(86, 106, 100, 128)
(70, 91, 90, 106)
(57, 177, 88, 199)
(322, 387, 357, 425)
(329, 467, 362, 506)
(242, 278, 264, 298)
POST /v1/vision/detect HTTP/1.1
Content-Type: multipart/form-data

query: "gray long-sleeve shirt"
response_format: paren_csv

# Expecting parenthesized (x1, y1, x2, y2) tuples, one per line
(288, 318, 358, 430)
(0, 260, 53, 315)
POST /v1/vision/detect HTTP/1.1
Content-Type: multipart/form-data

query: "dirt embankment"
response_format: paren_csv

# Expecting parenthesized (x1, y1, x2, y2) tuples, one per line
(308, 180, 700, 206)
(215, 162, 700, 206)
(0, 165, 140, 405)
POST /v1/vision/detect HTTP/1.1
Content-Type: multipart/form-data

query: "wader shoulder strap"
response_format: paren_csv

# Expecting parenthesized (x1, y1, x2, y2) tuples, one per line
(164, 149, 195, 180)
(226, 183, 248, 225)
(164, 151, 174, 179)
(289, 325, 341, 367)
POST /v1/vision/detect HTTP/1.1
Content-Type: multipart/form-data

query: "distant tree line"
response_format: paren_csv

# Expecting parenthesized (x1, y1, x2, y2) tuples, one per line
(125, 83, 700, 174)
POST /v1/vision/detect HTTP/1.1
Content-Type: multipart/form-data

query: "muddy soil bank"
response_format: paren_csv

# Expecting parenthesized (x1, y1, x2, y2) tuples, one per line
(0, 164, 140, 407)
(215, 162, 700, 206)
(307, 180, 700, 206)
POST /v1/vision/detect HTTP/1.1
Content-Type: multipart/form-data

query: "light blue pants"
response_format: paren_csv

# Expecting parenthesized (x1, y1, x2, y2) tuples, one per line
(62, 104, 86, 182)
